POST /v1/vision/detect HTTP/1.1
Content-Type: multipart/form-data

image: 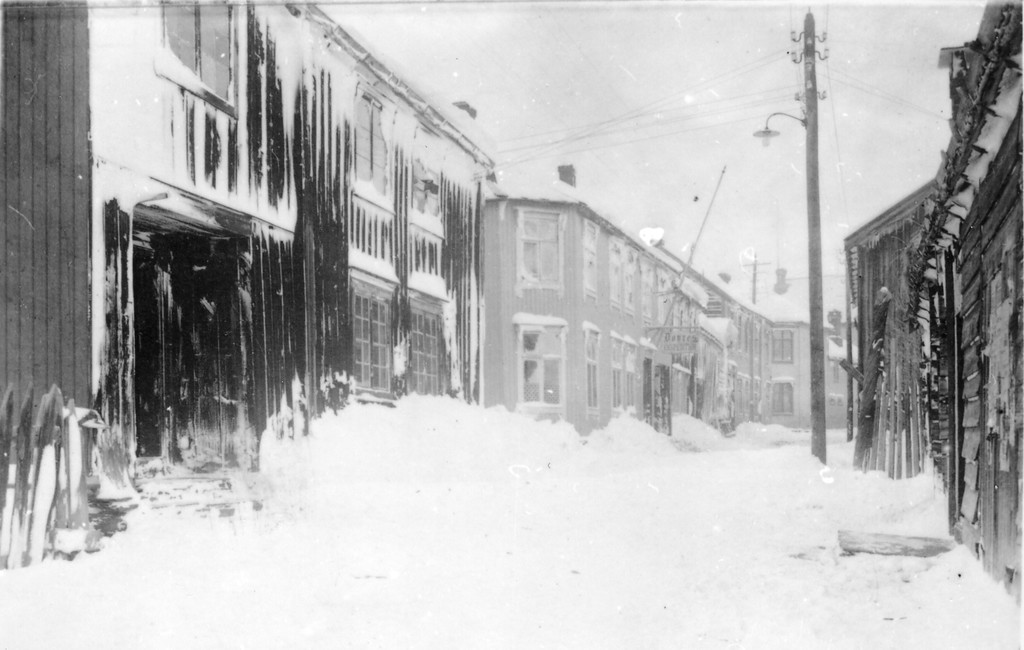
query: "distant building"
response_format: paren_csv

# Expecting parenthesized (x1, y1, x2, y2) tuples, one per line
(481, 169, 715, 435)
(757, 288, 850, 430)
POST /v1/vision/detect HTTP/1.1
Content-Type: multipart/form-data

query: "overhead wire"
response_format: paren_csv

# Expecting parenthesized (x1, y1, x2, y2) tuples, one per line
(496, 48, 789, 163)
(826, 66, 947, 119)
(498, 84, 801, 156)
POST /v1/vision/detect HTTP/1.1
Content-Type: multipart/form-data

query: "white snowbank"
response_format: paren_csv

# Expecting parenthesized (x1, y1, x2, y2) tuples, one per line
(0, 396, 1017, 650)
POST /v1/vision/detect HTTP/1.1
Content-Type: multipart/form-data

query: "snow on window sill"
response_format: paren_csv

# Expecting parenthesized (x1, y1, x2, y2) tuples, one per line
(154, 48, 236, 119)
(353, 179, 393, 214)
(410, 208, 444, 239)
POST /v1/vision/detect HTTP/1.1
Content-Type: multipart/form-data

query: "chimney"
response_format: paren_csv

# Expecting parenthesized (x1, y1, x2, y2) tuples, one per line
(557, 164, 576, 187)
(718, 272, 732, 284)
(774, 268, 789, 294)
(452, 101, 477, 119)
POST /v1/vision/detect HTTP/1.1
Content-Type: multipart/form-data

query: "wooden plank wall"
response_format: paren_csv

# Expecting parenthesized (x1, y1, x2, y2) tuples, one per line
(0, 7, 91, 406)
(955, 106, 1021, 595)
(851, 214, 928, 478)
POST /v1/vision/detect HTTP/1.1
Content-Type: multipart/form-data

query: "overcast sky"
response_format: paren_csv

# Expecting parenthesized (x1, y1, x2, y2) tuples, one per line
(327, 1, 986, 306)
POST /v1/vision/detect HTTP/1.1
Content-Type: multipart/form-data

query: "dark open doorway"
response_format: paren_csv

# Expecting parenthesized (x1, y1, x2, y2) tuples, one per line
(132, 230, 251, 471)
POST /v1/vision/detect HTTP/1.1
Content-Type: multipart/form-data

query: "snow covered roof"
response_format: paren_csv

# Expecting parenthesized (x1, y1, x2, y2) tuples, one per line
(512, 312, 568, 327)
(303, 6, 495, 168)
(492, 170, 687, 275)
(699, 315, 735, 346)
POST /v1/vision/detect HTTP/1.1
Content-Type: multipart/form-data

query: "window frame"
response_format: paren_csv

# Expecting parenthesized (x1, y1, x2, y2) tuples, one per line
(772, 329, 795, 363)
(516, 324, 566, 410)
(608, 238, 623, 308)
(585, 328, 601, 413)
(408, 301, 444, 396)
(611, 337, 624, 410)
(583, 221, 599, 299)
(351, 280, 393, 394)
(623, 248, 637, 315)
(517, 209, 564, 292)
(161, 4, 235, 115)
(771, 382, 794, 415)
(355, 92, 389, 196)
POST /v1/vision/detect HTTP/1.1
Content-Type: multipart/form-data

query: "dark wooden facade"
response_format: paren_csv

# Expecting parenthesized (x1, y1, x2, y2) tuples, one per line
(845, 184, 933, 478)
(1, 7, 92, 408)
(2, 4, 490, 484)
(908, 5, 1022, 596)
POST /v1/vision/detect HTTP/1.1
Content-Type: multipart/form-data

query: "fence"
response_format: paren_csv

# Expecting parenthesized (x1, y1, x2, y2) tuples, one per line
(0, 384, 95, 569)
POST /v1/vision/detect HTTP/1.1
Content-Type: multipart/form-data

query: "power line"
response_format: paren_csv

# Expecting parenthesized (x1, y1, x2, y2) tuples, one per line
(496, 48, 789, 162)
(826, 66, 947, 119)
(824, 57, 851, 228)
(500, 96, 798, 167)
(499, 85, 800, 156)
(500, 109, 788, 168)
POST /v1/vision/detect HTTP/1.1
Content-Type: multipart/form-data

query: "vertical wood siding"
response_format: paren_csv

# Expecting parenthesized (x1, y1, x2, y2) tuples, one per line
(1, 7, 91, 406)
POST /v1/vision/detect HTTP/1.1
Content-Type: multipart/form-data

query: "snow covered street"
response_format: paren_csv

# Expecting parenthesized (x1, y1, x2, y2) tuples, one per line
(0, 397, 1018, 649)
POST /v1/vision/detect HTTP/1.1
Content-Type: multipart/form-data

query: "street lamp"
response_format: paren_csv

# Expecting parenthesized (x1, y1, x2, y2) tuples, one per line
(754, 11, 828, 465)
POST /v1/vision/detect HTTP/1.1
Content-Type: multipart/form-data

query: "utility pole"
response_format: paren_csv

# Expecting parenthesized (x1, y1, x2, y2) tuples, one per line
(741, 253, 767, 304)
(801, 11, 827, 464)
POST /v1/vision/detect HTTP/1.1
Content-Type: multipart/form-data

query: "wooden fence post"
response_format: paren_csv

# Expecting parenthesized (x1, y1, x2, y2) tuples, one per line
(0, 386, 13, 568)
(25, 386, 62, 567)
(855, 288, 893, 470)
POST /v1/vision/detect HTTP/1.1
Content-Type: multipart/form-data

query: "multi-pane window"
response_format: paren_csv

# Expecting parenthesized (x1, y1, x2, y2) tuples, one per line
(520, 212, 561, 287)
(609, 239, 623, 307)
(772, 382, 794, 414)
(583, 222, 598, 297)
(611, 338, 624, 409)
(585, 329, 600, 411)
(352, 290, 391, 392)
(165, 4, 232, 99)
(624, 343, 637, 410)
(624, 249, 637, 314)
(410, 309, 442, 395)
(519, 326, 564, 406)
(772, 329, 794, 363)
(641, 261, 654, 322)
(356, 95, 387, 194)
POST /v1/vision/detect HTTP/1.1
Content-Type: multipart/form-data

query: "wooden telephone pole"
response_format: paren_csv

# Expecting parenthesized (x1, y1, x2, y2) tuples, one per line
(802, 11, 827, 464)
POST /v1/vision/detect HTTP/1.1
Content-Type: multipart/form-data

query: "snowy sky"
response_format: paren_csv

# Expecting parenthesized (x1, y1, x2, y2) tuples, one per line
(325, 1, 986, 305)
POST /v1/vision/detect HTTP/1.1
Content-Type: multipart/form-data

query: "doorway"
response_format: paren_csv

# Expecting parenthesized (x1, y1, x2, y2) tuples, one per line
(133, 232, 250, 470)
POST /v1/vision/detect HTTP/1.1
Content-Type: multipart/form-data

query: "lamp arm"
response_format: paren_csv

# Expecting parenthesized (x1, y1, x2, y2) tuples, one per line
(764, 112, 807, 129)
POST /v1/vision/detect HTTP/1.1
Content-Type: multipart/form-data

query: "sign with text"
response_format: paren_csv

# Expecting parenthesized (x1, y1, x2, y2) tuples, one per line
(652, 327, 701, 354)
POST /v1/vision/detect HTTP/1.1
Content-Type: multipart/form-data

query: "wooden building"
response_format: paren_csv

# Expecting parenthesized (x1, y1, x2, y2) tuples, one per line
(1, 4, 492, 486)
(908, 4, 1022, 596)
(482, 169, 711, 435)
(845, 183, 933, 477)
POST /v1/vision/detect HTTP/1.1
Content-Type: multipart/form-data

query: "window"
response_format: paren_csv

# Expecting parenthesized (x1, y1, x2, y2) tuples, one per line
(772, 382, 794, 414)
(519, 212, 562, 288)
(609, 239, 623, 307)
(352, 288, 392, 392)
(412, 160, 439, 216)
(624, 343, 637, 410)
(611, 339, 624, 409)
(656, 269, 671, 325)
(356, 95, 387, 194)
(519, 326, 564, 406)
(772, 329, 794, 363)
(165, 5, 232, 100)
(583, 222, 598, 297)
(641, 260, 655, 322)
(585, 329, 600, 411)
(624, 249, 637, 314)
(410, 309, 442, 395)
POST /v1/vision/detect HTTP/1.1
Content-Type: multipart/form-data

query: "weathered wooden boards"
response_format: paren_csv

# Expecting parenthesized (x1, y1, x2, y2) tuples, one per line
(838, 530, 956, 558)
(0, 384, 96, 569)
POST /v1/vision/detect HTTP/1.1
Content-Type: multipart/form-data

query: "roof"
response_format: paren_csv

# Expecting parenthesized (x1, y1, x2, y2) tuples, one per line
(302, 5, 495, 168)
(844, 183, 933, 250)
(492, 170, 688, 275)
